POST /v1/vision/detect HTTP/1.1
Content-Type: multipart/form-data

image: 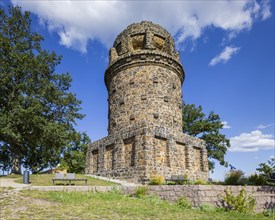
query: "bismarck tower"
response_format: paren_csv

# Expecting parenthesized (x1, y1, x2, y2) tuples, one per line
(86, 21, 208, 183)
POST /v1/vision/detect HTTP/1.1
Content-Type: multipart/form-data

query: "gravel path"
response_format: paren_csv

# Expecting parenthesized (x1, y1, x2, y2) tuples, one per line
(85, 174, 140, 187)
(0, 175, 139, 190)
(0, 178, 31, 189)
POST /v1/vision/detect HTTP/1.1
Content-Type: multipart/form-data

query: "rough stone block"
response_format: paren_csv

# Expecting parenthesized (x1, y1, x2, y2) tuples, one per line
(141, 55, 146, 60)
(141, 95, 147, 100)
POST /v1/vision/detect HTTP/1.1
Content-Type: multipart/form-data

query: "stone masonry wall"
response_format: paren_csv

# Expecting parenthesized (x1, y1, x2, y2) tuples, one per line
(85, 125, 208, 183)
(86, 21, 209, 183)
(107, 65, 183, 135)
(121, 185, 275, 213)
(105, 21, 184, 136)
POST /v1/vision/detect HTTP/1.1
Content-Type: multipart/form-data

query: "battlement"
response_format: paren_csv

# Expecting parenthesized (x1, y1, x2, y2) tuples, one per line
(112, 21, 179, 58)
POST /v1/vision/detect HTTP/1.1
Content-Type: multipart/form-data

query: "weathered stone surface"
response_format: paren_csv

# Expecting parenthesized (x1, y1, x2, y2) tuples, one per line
(140, 185, 275, 213)
(86, 21, 209, 183)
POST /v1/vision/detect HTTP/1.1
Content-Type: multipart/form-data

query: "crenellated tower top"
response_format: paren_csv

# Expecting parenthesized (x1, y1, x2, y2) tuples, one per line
(105, 21, 184, 89)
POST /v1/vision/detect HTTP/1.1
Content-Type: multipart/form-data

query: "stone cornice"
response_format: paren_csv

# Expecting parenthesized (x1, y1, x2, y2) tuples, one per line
(105, 51, 185, 90)
(88, 124, 205, 151)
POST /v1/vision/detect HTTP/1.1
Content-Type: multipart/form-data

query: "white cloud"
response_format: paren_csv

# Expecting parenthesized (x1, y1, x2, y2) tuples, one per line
(229, 130, 275, 152)
(256, 123, 274, 129)
(209, 46, 240, 66)
(261, 0, 272, 20)
(222, 121, 231, 129)
(11, 0, 272, 53)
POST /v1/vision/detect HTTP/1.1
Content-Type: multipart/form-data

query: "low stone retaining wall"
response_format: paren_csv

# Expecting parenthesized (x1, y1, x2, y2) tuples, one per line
(28, 185, 275, 212)
(121, 185, 275, 212)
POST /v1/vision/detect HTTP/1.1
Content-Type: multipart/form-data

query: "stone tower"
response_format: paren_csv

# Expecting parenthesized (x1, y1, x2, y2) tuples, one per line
(86, 21, 208, 183)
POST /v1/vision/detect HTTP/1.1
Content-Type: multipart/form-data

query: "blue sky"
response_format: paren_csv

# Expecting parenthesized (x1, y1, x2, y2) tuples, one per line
(3, 0, 274, 180)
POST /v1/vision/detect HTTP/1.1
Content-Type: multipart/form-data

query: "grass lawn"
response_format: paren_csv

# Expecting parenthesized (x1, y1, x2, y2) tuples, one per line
(1, 174, 118, 186)
(0, 174, 21, 178)
(0, 188, 273, 220)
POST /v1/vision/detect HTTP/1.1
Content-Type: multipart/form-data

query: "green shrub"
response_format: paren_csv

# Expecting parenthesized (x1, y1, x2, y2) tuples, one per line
(166, 181, 176, 185)
(224, 170, 244, 185)
(211, 180, 225, 185)
(248, 173, 267, 185)
(149, 175, 164, 185)
(255, 158, 275, 186)
(223, 187, 256, 213)
(134, 186, 148, 198)
(262, 209, 274, 217)
(198, 203, 217, 212)
(176, 196, 192, 209)
(238, 177, 249, 185)
(194, 179, 208, 185)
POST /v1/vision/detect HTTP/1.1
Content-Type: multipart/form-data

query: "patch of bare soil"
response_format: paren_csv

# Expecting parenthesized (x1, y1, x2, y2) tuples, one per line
(0, 188, 56, 220)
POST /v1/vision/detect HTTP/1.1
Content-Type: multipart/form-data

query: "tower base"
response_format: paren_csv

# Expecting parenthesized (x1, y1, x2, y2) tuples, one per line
(86, 125, 209, 184)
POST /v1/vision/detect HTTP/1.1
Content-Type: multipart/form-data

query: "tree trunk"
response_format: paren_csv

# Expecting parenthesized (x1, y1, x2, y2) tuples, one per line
(11, 153, 21, 174)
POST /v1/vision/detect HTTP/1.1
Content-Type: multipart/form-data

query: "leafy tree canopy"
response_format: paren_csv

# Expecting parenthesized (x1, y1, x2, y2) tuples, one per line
(247, 158, 275, 186)
(182, 102, 230, 171)
(0, 6, 84, 174)
(60, 132, 90, 173)
(256, 158, 275, 176)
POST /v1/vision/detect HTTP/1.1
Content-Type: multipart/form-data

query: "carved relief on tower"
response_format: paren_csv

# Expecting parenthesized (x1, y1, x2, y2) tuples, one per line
(131, 34, 145, 51)
(109, 21, 181, 64)
(153, 35, 165, 50)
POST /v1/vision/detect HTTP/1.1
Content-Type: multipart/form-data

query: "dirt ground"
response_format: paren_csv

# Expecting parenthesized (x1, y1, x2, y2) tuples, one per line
(0, 187, 55, 220)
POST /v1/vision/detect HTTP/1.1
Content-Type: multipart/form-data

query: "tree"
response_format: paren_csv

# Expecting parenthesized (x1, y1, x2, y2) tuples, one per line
(0, 6, 84, 174)
(248, 158, 275, 186)
(224, 169, 245, 185)
(182, 102, 230, 171)
(60, 132, 91, 173)
(256, 158, 275, 175)
(0, 142, 12, 174)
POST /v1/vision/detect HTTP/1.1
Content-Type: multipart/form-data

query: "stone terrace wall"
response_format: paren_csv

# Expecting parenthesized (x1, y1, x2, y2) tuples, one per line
(121, 185, 275, 212)
(85, 125, 208, 183)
